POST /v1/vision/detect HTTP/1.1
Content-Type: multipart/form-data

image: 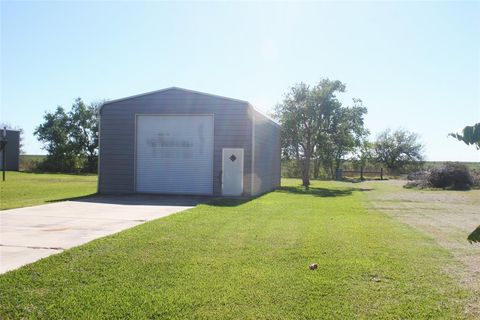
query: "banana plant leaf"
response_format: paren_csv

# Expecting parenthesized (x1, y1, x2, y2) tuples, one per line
(448, 123, 480, 149)
(467, 225, 480, 243)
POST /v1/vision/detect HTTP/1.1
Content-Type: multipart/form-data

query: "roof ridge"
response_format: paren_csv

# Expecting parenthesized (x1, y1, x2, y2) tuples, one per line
(101, 87, 249, 107)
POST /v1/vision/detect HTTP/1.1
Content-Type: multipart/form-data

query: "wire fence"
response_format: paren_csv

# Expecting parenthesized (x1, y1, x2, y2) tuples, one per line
(336, 168, 384, 180)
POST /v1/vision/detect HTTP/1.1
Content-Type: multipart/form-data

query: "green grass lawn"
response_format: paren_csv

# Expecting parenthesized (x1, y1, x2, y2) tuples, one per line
(0, 179, 469, 319)
(0, 171, 97, 210)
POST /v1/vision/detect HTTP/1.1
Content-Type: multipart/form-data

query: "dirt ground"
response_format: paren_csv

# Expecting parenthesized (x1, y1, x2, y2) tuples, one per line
(362, 180, 480, 318)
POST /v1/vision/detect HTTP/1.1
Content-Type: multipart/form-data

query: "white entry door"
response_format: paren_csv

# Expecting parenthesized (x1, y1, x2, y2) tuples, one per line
(222, 148, 244, 196)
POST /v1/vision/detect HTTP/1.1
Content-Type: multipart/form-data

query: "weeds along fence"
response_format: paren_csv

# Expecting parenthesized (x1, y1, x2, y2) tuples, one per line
(281, 160, 385, 180)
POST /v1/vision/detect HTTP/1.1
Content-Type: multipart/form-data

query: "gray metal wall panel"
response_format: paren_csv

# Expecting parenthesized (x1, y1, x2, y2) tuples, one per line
(252, 111, 281, 196)
(99, 88, 253, 195)
(0, 130, 20, 171)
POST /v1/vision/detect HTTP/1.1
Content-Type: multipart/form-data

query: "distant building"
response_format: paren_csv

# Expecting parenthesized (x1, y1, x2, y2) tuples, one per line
(0, 129, 20, 171)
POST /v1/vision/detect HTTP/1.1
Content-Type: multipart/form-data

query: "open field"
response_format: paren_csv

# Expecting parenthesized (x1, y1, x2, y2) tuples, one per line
(423, 161, 480, 171)
(19, 154, 47, 163)
(364, 180, 480, 317)
(0, 179, 472, 319)
(18, 154, 47, 171)
(0, 171, 97, 210)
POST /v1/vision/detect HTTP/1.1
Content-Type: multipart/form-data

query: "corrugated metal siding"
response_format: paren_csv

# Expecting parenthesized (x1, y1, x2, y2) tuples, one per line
(99, 88, 253, 195)
(0, 130, 20, 171)
(252, 110, 281, 196)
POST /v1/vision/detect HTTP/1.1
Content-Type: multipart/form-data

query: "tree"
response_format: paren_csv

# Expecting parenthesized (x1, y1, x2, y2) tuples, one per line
(448, 123, 480, 149)
(274, 79, 346, 187)
(34, 98, 101, 172)
(353, 139, 374, 176)
(69, 98, 101, 172)
(315, 98, 368, 179)
(374, 128, 424, 173)
(34, 106, 75, 172)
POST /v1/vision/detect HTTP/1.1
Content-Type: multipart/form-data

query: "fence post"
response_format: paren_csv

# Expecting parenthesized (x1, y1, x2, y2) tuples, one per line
(380, 168, 383, 180)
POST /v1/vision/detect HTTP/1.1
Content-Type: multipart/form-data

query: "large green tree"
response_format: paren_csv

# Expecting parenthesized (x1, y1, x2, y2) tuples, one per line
(374, 128, 424, 173)
(315, 98, 368, 179)
(34, 106, 75, 172)
(69, 98, 101, 172)
(35, 98, 100, 172)
(274, 79, 346, 187)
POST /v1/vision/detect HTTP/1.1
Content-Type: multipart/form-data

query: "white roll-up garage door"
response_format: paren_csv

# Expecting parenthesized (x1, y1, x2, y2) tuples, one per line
(136, 115, 214, 195)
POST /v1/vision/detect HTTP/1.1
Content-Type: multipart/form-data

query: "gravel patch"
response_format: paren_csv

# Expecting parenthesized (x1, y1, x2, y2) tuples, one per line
(363, 180, 480, 318)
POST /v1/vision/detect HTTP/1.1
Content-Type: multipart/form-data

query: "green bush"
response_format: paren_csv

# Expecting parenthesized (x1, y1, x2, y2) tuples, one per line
(29, 155, 98, 174)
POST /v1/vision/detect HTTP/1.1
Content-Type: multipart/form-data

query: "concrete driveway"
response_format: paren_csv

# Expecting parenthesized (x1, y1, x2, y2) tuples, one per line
(0, 195, 203, 274)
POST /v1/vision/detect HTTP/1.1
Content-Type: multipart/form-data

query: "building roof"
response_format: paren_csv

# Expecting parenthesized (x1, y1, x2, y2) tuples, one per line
(101, 87, 279, 127)
(102, 87, 249, 107)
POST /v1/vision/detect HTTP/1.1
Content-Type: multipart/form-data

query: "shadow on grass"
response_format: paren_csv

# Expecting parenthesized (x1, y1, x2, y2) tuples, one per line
(47, 192, 252, 208)
(47, 193, 208, 207)
(44, 185, 372, 208)
(206, 197, 252, 207)
(278, 186, 373, 197)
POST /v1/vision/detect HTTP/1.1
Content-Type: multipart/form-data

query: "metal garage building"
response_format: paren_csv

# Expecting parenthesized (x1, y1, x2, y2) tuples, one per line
(98, 87, 281, 197)
(0, 129, 20, 171)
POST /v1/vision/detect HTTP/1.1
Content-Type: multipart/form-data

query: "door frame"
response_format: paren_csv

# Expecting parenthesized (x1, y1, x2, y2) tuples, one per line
(221, 148, 244, 196)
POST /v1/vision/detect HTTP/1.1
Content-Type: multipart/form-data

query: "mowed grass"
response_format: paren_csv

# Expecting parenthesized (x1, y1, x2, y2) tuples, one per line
(0, 171, 97, 210)
(0, 179, 469, 319)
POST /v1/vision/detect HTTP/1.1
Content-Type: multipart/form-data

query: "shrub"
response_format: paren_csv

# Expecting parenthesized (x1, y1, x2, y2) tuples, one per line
(404, 179, 430, 189)
(407, 170, 429, 181)
(427, 163, 474, 190)
(470, 169, 480, 188)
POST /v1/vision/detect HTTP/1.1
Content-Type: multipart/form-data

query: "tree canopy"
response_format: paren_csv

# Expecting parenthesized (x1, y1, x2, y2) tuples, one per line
(374, 128, 424, 173)
(34, 98, 101, 172)
(274, 79, 368, 186)
(315, 98, 368, 178)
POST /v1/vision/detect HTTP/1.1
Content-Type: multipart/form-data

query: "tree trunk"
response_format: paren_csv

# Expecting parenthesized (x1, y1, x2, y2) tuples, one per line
(335, 158, 341, 174)
(302, 154, 311, 188)
(329, 164, 335, 180)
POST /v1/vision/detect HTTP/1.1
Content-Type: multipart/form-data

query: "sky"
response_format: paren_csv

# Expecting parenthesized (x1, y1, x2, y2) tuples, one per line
(1, 1, 479, 161)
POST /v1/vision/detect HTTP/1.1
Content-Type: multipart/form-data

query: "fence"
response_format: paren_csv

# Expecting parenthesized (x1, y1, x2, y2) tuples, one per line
(336, 167, 384, 180)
